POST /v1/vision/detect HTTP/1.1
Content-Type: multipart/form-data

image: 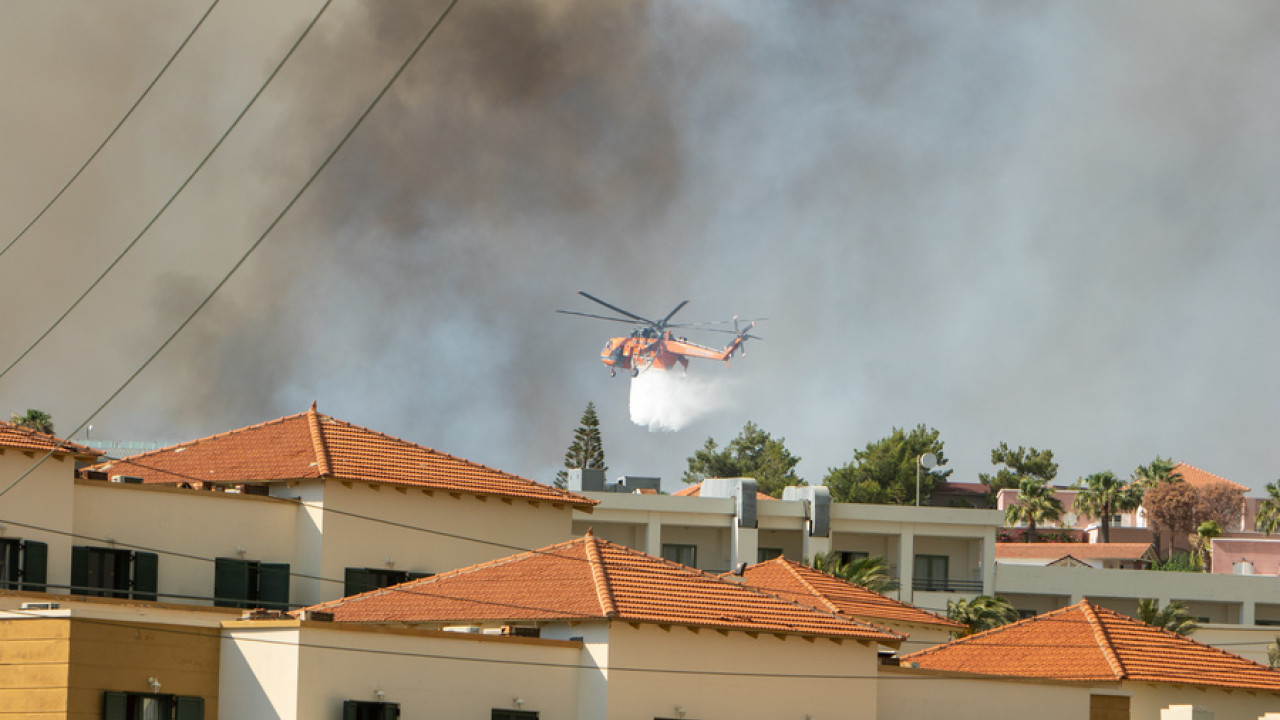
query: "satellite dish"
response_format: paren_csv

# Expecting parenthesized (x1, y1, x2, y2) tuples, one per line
(920, 452, 938, 470)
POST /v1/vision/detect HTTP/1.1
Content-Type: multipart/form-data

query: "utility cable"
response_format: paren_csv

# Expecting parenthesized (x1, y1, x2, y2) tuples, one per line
(0, 0, 222, 261)
(0, 0, 461, 499)
(0, 0, 334, 383)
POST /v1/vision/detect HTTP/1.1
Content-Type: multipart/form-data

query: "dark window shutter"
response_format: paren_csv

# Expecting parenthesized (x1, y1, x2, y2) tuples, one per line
(21, 540, 47, 592)
(214, 558, 249, 608)
(344, 568, 371, 597)
(381, 703, 401, 720)
(70, 546, 89, 595)
(343, 700, 359, 720)
(132, 551, 159, 601)
(258, 562, 290, 610)
(102, 691, 128, 720)
(174, 695, 205, 720)
(406, 572, 433, 581)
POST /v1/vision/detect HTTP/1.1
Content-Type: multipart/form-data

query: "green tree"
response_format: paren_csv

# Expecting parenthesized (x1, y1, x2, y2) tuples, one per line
(1071, 470, 1143, 544)
(1193, 520, 1222, 572)
(1256, 481, 1280, 536)
(682, 421, 802, 498)
(1136, 598, 1198, 636)
(1004, 477, 1064, 543)
(979, 442, 1058, 496)
(810, 552, 899, 594)
(554, 402, 607, 489)
(823, 425, 951, 505)
(946, 595, 1019, 638)
(10, 409, 54, 435)
(1131, 456, 1183, 488)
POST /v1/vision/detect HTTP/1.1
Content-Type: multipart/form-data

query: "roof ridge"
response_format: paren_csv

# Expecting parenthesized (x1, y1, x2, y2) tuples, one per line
(1078, 600, 1127, 680)
(782, 559, 844, 615)
(306, 402, 333, 477)
(97, 410, 312, 463)
(1172, 461, 1249, 491)
(583, 532, 618, 618)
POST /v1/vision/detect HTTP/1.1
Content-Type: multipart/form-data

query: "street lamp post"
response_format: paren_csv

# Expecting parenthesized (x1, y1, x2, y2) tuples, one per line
(916, 452, 937, 507)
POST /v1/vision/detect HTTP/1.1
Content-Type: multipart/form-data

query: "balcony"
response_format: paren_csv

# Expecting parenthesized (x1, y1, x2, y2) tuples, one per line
(912, 577, 983, 593)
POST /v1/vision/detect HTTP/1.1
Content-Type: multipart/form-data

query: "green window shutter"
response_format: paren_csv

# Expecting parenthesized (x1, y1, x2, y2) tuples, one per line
(102, 691, 128, 720)
(21, 540, 47, 592)
(381, 702, 400, 720)
(344, 567, 371, 597)
(258, 562, 290, 610)
(70, 546, 89, 595)
(214, 558, 250, 608)
(343, 700, 359, 720)
(132, 551, 159, 601)
(174, 695, 205, 720)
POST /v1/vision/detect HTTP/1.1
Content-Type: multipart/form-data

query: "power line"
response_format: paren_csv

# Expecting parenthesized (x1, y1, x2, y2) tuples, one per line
(0, 0, 222, 262)
(0, 0, 334, 383)
(0, 0, 461, 499)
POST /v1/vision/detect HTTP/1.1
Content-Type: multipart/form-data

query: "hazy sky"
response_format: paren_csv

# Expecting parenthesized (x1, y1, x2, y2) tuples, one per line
(2, 0, 1278, 494)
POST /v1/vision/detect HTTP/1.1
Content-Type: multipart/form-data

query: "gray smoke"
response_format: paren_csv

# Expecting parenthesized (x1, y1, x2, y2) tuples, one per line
(1, 1, 1278, 494)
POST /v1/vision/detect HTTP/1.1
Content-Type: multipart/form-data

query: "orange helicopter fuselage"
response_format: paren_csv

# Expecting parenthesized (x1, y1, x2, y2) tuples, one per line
(600, 330, 744, 376)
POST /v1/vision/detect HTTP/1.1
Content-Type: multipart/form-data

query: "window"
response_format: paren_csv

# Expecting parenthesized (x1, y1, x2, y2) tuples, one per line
(103, 691, 204, 720)
(913, 554, 949, 591)
(343, 568, 431, 597)
(72, 546, 157, 600)
(757, 547, 783, 562)
(0, 538, 47, 592)
(661, 544, 697, 567)
(214, 558, 289, 609)
(837, 551, 869, 566)
(492, 711, 538, 720)
(342, 700, 400, 720)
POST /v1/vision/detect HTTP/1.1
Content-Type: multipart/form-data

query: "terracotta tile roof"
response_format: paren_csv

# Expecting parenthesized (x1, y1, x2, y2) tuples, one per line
(903, 600, 1280, 692)
(995, 543, 1155, 562)
(674, 482, 775, 500)
(0, 421, 99, 458)
(730, 557, 962, 630)
(304, 532, 904, 642)
(84, 405, 594, 507)
(1171, 462, 1249, 493)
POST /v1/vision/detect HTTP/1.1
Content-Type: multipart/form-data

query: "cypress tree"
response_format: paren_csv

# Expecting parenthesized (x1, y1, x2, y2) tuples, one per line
(555, 402, 607, 489)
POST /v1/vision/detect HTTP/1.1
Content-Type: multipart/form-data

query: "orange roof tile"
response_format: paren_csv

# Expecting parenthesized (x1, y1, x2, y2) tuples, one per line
(995, 543, 1155, 562)
(304, 533, 904, 642)
(904, 600, 1280, 692)
(1171, 462, 1249, 493)
(0, 421, 99, 458)
(85, 405, 594, 507)
(674, 482, 775, 500)
(731, 557, 962, 630)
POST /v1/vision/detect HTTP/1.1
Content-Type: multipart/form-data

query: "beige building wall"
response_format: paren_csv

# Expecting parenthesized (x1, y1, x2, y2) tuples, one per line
(877, 668, 1091, 720)
(0, 616, 70, 719)
(604, 622, 879, 720)
(0, 450, 78, 593)
(221, 621, 583, 720)
(1126, 682, 1280, 719)
(73, 480, 298, 604)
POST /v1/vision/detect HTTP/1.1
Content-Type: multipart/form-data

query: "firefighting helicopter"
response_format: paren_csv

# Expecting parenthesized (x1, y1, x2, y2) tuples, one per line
(557, 291, 762, 377)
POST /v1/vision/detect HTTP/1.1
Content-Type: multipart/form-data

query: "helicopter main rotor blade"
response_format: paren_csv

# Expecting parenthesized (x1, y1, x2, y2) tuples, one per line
(555, 310, 647, 325)
(659, 300, 689, 327)
(577, 291, 655, 325)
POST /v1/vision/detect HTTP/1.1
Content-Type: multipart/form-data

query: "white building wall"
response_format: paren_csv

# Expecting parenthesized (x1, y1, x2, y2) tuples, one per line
(604, 622, 879, 720)
(0, 451, 78, 591)
(877, 668, 1090, 720)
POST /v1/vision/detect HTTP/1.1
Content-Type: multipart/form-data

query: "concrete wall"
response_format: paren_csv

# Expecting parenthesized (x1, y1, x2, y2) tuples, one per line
(1211, 538, 1280, 576)
(1128, 682, 1280, 719)
(221, 621, 584, 720)
(605, 622, 879, 720)
(0, 450, 78, 592)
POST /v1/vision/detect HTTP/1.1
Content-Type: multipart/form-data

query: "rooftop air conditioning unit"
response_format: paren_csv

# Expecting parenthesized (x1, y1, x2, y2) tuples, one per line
(20, 602, 60, 610)
(110, 475, 144, 484)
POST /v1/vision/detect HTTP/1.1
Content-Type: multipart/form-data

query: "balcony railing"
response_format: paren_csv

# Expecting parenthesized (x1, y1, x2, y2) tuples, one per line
(912, 577, 983, 593)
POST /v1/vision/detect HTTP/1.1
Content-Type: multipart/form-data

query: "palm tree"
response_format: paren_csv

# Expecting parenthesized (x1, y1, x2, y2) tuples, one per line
(1136, 598, 1198, 636)
(1193, 520, 1222, 572)
(810, 552, 899, 594)
(946, 595, 1020, 637)
(1256, 481, 1280, 536)
(9, 409, 54, 435)
(1072, 470, 1143, 544)
(1131, 456, 1183, 488)
(1004, 477, 1064, 542)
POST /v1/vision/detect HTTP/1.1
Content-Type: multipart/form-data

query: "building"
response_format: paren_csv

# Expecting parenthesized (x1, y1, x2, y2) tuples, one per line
(893, 599, 1280, 719)
(230, 532, 904, 720)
